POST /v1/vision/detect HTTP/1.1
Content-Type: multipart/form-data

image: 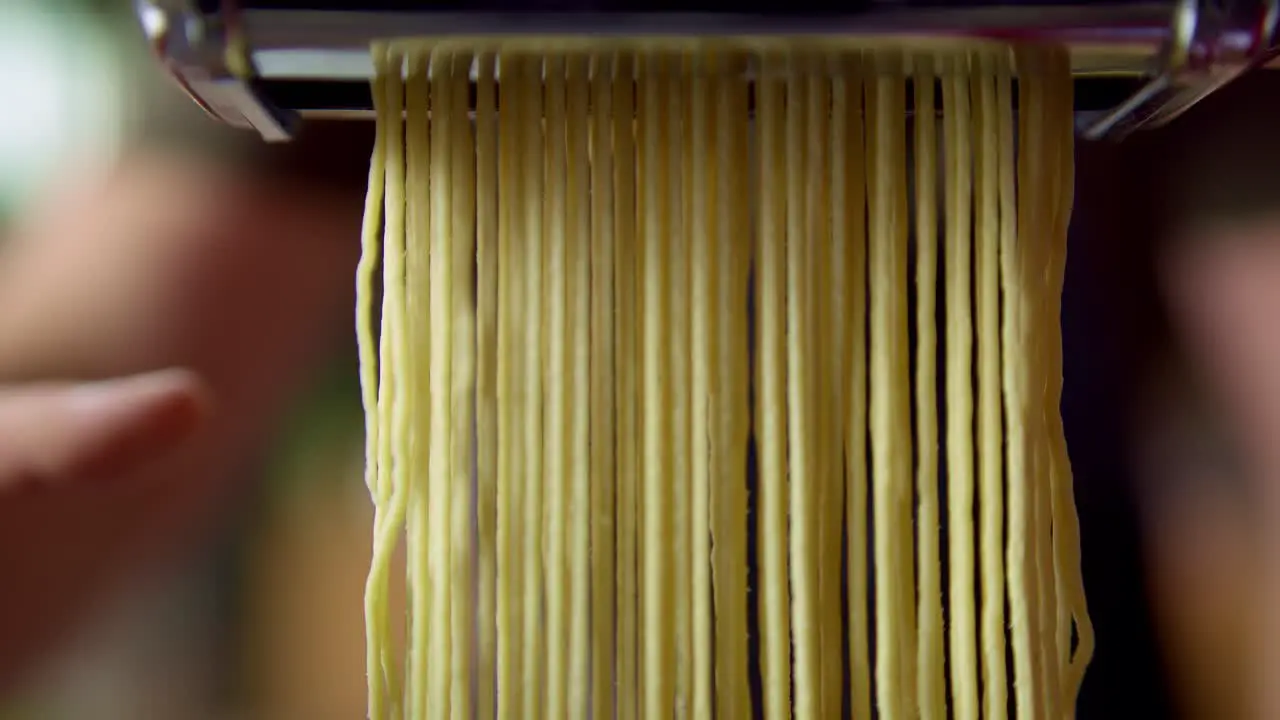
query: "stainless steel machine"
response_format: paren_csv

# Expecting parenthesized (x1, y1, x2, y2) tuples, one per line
(135, 0, 1280, 142)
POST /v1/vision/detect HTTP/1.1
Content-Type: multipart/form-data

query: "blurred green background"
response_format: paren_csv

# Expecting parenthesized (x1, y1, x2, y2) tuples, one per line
(0, 2, 372, 718)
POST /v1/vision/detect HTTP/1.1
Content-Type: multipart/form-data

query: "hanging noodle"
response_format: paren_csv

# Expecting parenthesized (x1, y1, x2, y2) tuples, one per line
(588, 51, 618, 720)
(612, 49, 640, 720)
(688, 49, 714, 720)
(914, 50, 946, 720)
(672, 54, 693, 720)
(357, 41, 1091, 720)
(715, 50, 753, 720)
(543, 52, 569, 720)
(566, 52, 593, 717)
(784, 50, 819, 720)
(756, 48, 793, 720)
(426, 48, 454, 720)
(358, 43, 390, 720)
(519, 50, 546, 720)
(842, 49, 874, 720)
(943, 48, 980, 720)
(974, 47, 1009, 720)
(403, 48, 428, 720)
(474, 49, 498, 720)
(494, 49, 523, 720)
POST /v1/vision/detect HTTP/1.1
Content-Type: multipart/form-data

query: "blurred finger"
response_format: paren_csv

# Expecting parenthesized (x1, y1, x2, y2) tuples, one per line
(0, 368, 211, 492)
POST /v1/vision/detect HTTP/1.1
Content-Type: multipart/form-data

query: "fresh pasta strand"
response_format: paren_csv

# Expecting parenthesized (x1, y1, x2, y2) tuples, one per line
(717, 49, 754, 720)
(1046, 48, 1076, 700)
(519, 50, 546, 720)
(447, 49, 477, 720)
(843, 49, 874, 720)
(888, 56, 918, 715)
(425, 48, 455, 720)
(588, 50, 619, 720)
(784, 50, 820, 720)
(914, 50, 946, 720)
(827, 55, 854, 720)
(633, 53, 650, 719)
(565, 52, 593, 719)
(359, 43, 389, 720)
(359, 43, 1089, 720)
(756, 48, 793, 720)
(868, 49, 915, 719)
(612, 49, 640, 720)
(1009, 44, 1046, 720)
(377, 44, 411, 720)
(495, 50, 526, 720)
(971, 48, 1009, 720)
(992, 48, 1020, 720)
(688, 48, 715, 720)
(1045, 48, 1077, 715)
(671, 52, 694, 720)
(943, 49, 980, 720)
(1050, 49, 1096, 707)
(639, 51, 674, 720)
(1030, 47, 1064, 720)
(403, 48, 430, 720)
(473, 49, 498, 720)
(1029, 45, 1062, 719)
(542, 52, 570, 720)
(808, 58, 844, 720)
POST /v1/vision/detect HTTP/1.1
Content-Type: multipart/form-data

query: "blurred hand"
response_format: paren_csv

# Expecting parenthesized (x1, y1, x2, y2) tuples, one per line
(1164, 218, 1280, 720)
(0, 369, 211, 493)
(0, 143, 361, 689)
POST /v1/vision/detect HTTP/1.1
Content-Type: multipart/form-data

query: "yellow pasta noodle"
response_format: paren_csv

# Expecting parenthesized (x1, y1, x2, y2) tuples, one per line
(426, 48, 454, 720)
(784, 51, 819, 720)
(714, 51, 753, 720)
(447, 49, 476, 720)
(639, 52, 673, 720)
(755, 49, 792, 720)
(565, 52, 593, 718)
(943, 49, 980, 720)
(914, 50, 946, 720)
(473, 49, 498, 720)
(494, 49, 524, 720)
(671, 55, 693, 720)
(542, 52, 569, 720)
(974, 47, 1010, 720)
(688, 49, 714, 720)
(518, 50, 545, 720)
(868, 49, 914, 718)
(588, 51, 618, 720)
(841, 50, 874, 720)
(403, 49, 429, 720)
(358, 43, 389, 720)
(612, 51, 639, 720)
(808, 56, 843, 720)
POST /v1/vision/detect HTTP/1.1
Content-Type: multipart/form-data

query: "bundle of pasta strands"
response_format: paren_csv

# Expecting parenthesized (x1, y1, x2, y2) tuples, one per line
(357, 41, 1093, 719)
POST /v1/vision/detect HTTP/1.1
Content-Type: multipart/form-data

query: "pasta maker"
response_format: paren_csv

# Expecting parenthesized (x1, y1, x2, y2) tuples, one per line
(136, 0, 1280, 142)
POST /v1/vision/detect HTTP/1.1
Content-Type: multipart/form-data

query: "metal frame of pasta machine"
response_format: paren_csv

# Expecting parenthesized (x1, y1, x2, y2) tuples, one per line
(134, 0, 1280, 142)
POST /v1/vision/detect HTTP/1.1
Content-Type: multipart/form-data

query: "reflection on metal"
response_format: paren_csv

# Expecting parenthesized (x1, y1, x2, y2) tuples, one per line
(136, 0, 297, 142)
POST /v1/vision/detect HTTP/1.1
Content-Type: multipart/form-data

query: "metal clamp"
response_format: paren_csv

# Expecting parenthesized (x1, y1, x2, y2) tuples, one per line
(1084, 0, 1280, 139)
(136, 0, 298, 141)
